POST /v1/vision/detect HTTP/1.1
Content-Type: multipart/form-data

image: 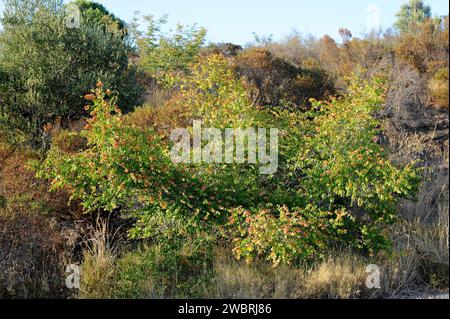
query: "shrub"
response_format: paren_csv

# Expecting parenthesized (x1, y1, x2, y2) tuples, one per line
(235, 48, 334, 109)
(0, 207, 69, 298)
(36, 83, 221, 254)
(395, 17, 449, 74)
(295, 76, 420, 254)
(169, 53, 266, 128)
(135, 14, 207, 86)
(0, 0, 143, 147)
(51, 130, 88, 154)
(228, 75, 421, 265)
(228, 206, 345, 266)
(37, 64, 420, 269)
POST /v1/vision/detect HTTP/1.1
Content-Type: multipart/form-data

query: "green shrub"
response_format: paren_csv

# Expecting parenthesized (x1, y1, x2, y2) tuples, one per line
(135, 14, 207, 86)
(228, 75, 420, 264)
(37, 64, 420, 268)
(0, 0, 143, 147)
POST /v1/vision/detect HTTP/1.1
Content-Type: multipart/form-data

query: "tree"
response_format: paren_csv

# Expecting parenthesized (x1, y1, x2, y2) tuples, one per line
(71, 0, 127, 34)
(339, 28, 353, 43)
(0, 0, 143, 148)
(134, 14, 207, 86)
(395, 0, 432, 34)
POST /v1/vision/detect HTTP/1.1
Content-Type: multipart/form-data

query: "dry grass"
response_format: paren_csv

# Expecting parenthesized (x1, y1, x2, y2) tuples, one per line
(428, 68, 449, 108)
(382, 125, 449, 296)
(301, 255, 367, 299)
(206, 249, 368, 299)
(78, 219, 120, 299)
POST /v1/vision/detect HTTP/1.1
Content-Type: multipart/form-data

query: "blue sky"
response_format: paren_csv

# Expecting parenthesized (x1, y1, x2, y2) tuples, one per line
(1, 0, 449, 44)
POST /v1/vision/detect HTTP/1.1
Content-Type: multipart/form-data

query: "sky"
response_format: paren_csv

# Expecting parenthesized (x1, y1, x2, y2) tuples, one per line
(0, 0, 449, 44)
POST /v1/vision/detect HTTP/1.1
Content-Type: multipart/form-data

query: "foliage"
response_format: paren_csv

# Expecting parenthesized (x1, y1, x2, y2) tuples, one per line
(135, 14, 207, 86)
(169, 54, 266, 128)
(37, 66, 420, 268)
(0, 0, 143, 148)
(35, 82, 224, 258)
(296, 76, 420, 251)
(228, 75, 421, 264)
(71, 0, 126, 34)
(228, 205, 343, 266)
(394, 0, 432, 34)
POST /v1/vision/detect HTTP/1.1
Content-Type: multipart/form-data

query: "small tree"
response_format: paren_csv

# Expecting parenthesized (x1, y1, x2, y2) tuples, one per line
(0, 0, 143, 148)
(134, 14, 207, 86)
(395, 0, 432, 34)
(71, 0, 127, 34)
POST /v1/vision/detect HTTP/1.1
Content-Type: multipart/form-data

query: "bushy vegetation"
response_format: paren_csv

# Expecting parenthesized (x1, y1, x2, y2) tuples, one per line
(0, 0, 143, 148)
(0, 0, 448, 299)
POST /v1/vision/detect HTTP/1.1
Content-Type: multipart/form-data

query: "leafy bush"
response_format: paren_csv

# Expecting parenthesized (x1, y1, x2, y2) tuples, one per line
(36, 82, 221, 250)
(294, 76, 420, 253)
(135, 14, 207, 86)
(228, 206, 344, 266)
(0, 0, 143, 147)
(228, 75, 421, 264)
(37, 65, 420, 268)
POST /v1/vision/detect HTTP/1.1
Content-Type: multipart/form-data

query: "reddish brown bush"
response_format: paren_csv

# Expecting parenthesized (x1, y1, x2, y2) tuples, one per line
(395, 17, 449, 75)
(0, 150, 79, 218)
(0, 141, 14, 168)
(235, 48, 334, 109)
(0, 210, 69, 298)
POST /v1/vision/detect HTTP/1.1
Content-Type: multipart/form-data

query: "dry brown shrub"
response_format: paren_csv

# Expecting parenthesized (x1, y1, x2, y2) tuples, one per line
(235, 48, 333, 109)
(51, 130, 88, 154)
(0, 210, 69, 298)
(0, 150, 80, 218)
(395, 18, 449, 75)
(428, 68, 449, 108)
